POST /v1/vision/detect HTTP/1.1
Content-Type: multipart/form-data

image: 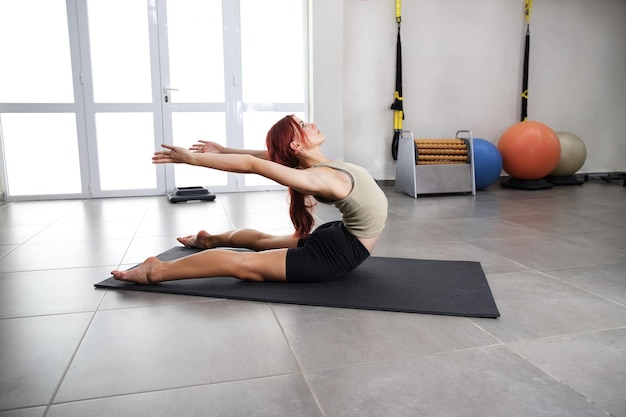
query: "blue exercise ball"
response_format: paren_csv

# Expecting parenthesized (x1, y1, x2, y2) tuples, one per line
(472, 138, 503, 190)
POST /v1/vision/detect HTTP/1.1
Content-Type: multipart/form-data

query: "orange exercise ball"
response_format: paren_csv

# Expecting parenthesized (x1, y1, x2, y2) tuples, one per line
(497, 121, 561, 180)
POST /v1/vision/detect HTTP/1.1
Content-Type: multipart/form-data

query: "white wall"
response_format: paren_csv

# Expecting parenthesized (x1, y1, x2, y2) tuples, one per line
(320, 0, 626, 180)
(310, 0, 345, 161)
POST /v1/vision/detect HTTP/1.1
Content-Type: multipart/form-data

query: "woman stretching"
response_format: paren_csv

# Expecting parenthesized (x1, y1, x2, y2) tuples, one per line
(111, 115, 388, 284)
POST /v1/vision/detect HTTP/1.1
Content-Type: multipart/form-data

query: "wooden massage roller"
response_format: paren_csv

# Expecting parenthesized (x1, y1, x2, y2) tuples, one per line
(414, 138, 468, 165)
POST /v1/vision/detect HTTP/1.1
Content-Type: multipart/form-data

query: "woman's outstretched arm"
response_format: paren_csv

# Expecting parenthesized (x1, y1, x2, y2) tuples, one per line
(189, 140, 269, 160)
(153, 144, 268, 174)
(153, 144, 350, 200)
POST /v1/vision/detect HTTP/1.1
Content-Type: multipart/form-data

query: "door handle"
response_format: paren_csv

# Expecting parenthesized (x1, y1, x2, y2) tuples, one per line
(163, 87, 179, 103)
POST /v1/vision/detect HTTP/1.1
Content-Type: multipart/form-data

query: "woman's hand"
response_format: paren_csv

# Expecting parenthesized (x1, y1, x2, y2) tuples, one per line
(189, 140, 224, 154)
(152, 144, 196, 165)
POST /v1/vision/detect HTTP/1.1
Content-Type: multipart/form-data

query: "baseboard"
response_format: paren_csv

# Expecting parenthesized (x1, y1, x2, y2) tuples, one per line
(375, 179, 396, 187)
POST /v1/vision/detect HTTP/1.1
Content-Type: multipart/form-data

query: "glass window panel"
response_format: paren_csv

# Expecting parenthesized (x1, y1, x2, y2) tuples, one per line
(0, 0, 74, 103)
(171, 112, 227, 187)
(1, 113, 81, 195)
(240, 0, 305, 103)
(87, 0, 152, 103)
(95, 113, 156, 190)
(243, 111, 304, 187)
(166, 0, 225, 103)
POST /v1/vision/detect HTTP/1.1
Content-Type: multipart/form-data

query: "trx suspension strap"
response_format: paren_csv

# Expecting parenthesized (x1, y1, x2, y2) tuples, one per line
(521, 0, 532, 121)
(390, 0, 403, 160)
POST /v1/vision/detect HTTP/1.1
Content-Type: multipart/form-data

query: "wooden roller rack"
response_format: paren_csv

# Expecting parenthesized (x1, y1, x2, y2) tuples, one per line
(395, 130, 476, 198)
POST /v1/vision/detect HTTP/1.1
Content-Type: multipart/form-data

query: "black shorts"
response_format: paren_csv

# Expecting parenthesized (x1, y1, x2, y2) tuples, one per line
(285, 221, 371, 282)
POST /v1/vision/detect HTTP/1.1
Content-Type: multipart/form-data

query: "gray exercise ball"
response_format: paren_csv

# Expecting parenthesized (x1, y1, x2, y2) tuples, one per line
(550, 131, 587, 176)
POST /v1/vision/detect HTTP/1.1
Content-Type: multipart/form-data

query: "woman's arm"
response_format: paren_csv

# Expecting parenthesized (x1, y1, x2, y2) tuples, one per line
(189, 140, 269, 160)
(153, 145, 350, 199)
(153, 145, 258, 173)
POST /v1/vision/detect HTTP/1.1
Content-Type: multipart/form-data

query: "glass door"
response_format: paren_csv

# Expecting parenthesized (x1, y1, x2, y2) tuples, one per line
(159, 0, 308, 193)
(238, 0, 308, 189)
(0, 0, 308, 200)
(157, 0, 230, 192)
(0, 0, 87, 199)
(80, 0, 166, 197)
(0, 0, 166, 199)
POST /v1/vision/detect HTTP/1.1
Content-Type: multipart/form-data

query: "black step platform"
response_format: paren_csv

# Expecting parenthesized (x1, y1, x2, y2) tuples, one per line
(501, 177, 554, 190)
(168, 187, 216, 203)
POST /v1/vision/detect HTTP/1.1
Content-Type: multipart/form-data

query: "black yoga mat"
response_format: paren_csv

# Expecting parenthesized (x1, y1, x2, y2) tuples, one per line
(96, 247, 500, 318)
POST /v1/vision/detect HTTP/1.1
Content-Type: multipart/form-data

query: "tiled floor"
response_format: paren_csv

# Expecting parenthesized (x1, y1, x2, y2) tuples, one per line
(0, 181, 625, 417)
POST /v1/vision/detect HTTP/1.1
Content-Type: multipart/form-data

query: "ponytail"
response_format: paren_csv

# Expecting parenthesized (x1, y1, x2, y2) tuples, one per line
(288, 189, 316, 239)
(266, 116, 315, 238)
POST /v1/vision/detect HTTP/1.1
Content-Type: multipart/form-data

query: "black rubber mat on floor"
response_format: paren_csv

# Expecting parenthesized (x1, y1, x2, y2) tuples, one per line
(96, 247, 500, 318)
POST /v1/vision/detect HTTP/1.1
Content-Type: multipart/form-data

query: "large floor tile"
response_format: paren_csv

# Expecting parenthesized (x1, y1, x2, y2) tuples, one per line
(471, 198, 546, 217)
(48, 375, 322, 417)
(142, 199, 227, 221)
(520, 193, 626, 218)
(54, 301, 299, 402)
(312, 202, 343, 224)
(0, 201, 81, 226)
(494, 186, 577, 202)
(387, 200, 481, 222)
(560, 226, 626, 256)
(373, 240, 527, 274)
(217, 190, 289, 211)
(0, 313, 93, 410)
(517, 195, 616, 212)
(574, 184, 626, 208)
(218, 192, 292, 220)
(134, 214, 234, 238)
(430, 217, 545, 241)
(98, 287, 213, 310)
(379, 219, 458, 245)
(27, 220, 141, 243)
(543, 262, 626, 306)
(573, 206, 626, 229)
(0, 245, 18, 259)
(510, 328, 626, 417)
(0, 408, 45, 417)
(272, 304, 499, 371)
(0, 225, 48, 245)
(0, 240, 131, 272)
(120, 235, 186, 265)
(306, 345, 607, 417)
(0, 267, 109, 319)
(498, 211, 619, 235)
(472, 234, 626, 270)
(228, 210, 295, 231)
(469, 270, 626, 342)
(54, 198, 152, 223)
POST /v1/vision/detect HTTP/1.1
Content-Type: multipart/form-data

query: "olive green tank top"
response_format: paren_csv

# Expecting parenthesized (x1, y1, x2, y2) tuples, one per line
(312, 160, 388, 238)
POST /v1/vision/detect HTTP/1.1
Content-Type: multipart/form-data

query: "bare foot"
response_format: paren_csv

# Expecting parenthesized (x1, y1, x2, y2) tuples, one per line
(111, 256, 162, 284)
(177, 230, 213, 249)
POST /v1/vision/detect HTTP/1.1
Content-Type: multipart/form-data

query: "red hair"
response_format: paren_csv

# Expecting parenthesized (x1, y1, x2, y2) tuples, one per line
(266, 115, 315, 238)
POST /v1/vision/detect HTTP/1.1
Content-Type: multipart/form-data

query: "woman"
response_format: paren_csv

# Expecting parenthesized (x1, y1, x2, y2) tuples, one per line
(111, 115, 388, 284)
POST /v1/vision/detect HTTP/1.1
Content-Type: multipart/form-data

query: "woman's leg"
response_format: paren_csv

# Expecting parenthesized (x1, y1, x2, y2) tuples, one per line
(178, 229, 301, 251)
(111, 248, 288, 284)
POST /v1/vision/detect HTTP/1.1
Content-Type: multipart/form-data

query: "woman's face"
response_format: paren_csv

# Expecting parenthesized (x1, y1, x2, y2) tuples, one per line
(292, 116, 325, 148)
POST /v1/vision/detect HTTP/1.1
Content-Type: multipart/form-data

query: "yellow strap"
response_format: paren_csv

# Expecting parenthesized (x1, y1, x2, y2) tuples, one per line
(394, 110, 403, 130)
(396, 0, 402, 23)
(525, 0, 532, 23)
